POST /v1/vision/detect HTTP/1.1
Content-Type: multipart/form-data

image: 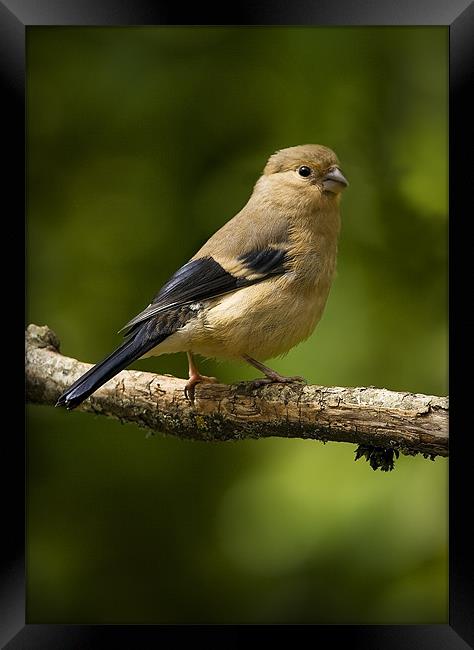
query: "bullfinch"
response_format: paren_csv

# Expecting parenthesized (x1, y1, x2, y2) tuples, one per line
(56, 144, 348, 408)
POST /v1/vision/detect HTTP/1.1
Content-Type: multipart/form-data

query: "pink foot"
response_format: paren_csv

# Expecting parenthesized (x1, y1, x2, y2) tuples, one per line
(184, 373, 218, 403)
(249, 374, 307, 389)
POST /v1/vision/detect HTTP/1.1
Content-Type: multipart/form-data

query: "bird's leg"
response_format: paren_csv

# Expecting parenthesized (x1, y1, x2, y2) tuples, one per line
(242, 354, 307, 388)
(184, 351, 218, 403)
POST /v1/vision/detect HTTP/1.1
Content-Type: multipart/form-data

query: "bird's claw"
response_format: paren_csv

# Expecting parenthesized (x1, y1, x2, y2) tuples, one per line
(249, 375, 307, 389)
(184, 374, 218, 404)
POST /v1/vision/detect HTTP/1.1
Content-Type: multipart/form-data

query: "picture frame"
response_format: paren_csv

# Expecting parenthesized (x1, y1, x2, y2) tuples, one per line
(7, 0, 472, 646)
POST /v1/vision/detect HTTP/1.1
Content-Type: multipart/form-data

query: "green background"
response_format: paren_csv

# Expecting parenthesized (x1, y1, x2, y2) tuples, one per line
(27, 27, 448, 624)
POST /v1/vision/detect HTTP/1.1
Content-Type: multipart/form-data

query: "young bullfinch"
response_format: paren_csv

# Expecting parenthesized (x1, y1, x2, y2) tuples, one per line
(56, 144, 348, 408)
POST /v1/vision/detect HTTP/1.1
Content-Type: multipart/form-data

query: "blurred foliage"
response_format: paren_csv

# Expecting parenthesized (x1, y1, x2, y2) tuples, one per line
(26, 27, 448, 624)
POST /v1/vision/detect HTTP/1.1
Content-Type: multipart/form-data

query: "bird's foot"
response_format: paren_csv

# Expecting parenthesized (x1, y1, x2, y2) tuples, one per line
(249, 373, 307, 389)
(184, 373, 218, 403)
(241, 355, 307, 389)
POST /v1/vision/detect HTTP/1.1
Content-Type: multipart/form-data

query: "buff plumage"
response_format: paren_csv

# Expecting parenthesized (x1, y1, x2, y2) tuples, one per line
(57, 144, 348, 408)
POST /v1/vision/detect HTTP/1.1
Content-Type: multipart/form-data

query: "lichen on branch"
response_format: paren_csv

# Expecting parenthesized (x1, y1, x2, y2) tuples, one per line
(25, 324, 449, 470)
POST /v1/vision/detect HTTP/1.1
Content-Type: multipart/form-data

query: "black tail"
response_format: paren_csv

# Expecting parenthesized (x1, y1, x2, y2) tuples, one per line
(56, 332, 158, 410)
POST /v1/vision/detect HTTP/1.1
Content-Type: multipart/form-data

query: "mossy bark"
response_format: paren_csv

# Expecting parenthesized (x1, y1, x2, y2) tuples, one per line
(26, 324, 448, 462)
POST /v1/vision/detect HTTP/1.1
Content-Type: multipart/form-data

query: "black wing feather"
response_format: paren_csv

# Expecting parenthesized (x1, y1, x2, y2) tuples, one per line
(151, 257, 250, 306)
(120, 248, 289, 335)
(56, 247, 290, 409)
(238, 247, 287, 275)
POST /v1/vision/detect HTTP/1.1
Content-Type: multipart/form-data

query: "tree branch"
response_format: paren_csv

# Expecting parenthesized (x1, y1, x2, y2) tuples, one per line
(25, 324, 448, 468)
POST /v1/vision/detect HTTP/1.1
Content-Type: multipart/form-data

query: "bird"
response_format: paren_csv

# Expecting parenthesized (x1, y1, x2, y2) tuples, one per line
(56, 144, 348, 410)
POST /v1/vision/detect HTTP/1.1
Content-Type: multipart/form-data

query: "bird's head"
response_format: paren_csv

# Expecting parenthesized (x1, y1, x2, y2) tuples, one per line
(256, 144, 348, 209)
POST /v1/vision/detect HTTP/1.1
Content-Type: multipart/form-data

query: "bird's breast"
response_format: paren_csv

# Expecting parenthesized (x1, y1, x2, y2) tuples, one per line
(190, 249, 337, 361)
(150, 220, 340, 362)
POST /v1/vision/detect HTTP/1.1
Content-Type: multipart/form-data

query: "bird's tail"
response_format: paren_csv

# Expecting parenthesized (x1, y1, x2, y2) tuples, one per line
(55, 332, 157, 410)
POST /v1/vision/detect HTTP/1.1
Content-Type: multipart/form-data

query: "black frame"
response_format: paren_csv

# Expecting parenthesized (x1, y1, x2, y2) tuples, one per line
(7, 1, 473, 646)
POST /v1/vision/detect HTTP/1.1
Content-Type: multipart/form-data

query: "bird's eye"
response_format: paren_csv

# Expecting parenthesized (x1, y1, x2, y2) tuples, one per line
(298, 166, 312, 177)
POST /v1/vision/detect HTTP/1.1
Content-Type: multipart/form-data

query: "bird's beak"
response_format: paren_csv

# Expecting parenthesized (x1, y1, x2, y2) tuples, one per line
(322, 167, 349, 194)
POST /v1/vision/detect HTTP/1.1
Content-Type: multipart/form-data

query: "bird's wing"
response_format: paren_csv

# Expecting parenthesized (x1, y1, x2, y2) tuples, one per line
(57, 244, 290, 409)
(119, 246, 289, 335)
